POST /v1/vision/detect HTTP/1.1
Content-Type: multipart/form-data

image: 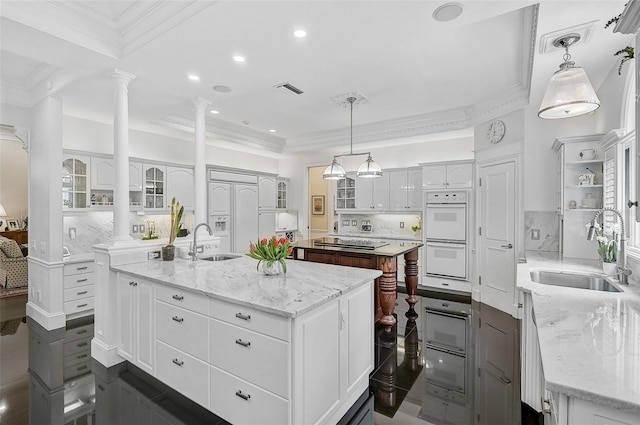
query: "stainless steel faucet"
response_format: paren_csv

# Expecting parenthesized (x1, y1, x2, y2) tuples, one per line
(587, 208, 632, 284)
(189, 223, 213, 261)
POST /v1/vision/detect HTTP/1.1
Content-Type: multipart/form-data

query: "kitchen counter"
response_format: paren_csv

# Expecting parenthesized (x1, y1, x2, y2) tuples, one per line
(111, 254, 382, 318)
(517, 251, 640, 413)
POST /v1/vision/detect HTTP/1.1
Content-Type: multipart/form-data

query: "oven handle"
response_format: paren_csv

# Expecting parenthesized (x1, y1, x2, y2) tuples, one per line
(426, 242, 466, 249)
(425, 203, 466, 208)
(426, 308, 469, 320)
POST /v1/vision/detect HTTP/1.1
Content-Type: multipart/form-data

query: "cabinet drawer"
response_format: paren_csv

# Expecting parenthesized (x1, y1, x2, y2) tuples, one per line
(210, 365, 289, 425)
(64, 349, 91, 368)
(156, 284, 208, 316)
(63, 361, 91, 380)
(63, 297, 94, 315)
(64, 336, 92, 356)
(64, 284, 94, 302)
(64, 273, 94, 289)
(65, 323, 94, 342)
(64, 262, 95, 276)
(156, 301, 208, 361)
(156, 341, 209, 409)
(210, 318, 290, 399)
(210, 298, 291, 342)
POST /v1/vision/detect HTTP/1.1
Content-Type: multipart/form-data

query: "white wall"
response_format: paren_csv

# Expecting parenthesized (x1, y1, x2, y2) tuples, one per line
(0, 139, 28, 223)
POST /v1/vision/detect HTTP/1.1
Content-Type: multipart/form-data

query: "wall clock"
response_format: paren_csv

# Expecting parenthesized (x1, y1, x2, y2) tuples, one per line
(486, 120, 506, 144)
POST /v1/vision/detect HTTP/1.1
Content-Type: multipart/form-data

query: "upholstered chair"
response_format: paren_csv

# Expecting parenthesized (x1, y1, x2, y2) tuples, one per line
(0, 236, 28, 288)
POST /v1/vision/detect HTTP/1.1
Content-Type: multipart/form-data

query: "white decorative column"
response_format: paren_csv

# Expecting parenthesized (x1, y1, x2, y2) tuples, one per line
(109, 69, 136, 242)
(193, 97, 211, 228)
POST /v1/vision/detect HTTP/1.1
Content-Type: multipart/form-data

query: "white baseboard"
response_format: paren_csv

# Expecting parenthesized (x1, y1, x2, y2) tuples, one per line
(26, 301, 65, 330)
(91, 338, 125, 368)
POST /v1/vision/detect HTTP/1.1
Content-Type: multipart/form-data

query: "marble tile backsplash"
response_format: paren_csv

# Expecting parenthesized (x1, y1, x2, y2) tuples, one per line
(336, 213, 422, 239)
(63, 211, 195, 254)
(524, 211, 559, 252)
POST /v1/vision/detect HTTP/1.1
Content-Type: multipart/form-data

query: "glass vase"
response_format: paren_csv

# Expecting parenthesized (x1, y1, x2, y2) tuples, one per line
(262, 261, 283, 275)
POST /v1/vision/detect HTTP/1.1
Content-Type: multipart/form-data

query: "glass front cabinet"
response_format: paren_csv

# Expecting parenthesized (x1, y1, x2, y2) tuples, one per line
(336, 174, 356, 210)
(62, 155, 90, 209)
(144, 164, 166, 210)
(277, 179, 288, 209)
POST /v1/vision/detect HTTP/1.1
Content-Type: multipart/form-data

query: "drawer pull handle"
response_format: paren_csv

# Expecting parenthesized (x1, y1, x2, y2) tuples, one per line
(77, 266, 88, 271)
(77, 291, 88, 295)
(77, 342, 88, 347)
(77, 304, 88, 308)
(235, 313, 251, 321)
(235, 390, 251, 401)
(172, 358, 184, 367)
(441, 282, 449, 286)
(235, 339, 251, 348)
(172, 316, 184, 323)
(77, 278, 88, 283)
(442, 303, 449, 307)
(172, 294, 184, 301)
(500, 377, 512, 384)
(77, 354, 88, 359)
(77, 330, 88, 335)
(77, 365, 88, 371)
(129, 281, 137, 286)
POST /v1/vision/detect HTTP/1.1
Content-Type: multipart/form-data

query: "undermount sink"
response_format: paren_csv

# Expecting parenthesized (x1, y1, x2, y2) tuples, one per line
(200, 255, 241, 262)
(530, 270, 621, 292)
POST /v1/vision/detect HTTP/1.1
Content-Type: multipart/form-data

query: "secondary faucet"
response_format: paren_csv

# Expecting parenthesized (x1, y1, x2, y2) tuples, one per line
(189, 223, 213, 261)
(587, 208, 632, 284)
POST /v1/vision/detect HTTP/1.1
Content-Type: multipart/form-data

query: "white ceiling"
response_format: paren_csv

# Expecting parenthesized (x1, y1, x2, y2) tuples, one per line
(0, 1, 633, 155)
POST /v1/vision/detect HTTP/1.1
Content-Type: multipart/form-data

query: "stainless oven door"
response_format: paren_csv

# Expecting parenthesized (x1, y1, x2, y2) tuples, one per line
(425, 242, 466, 279)
(425, 203, 466, 241)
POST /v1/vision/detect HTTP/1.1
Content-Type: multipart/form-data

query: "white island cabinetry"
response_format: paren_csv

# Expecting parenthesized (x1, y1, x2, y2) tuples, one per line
(112, 257, 378, 425)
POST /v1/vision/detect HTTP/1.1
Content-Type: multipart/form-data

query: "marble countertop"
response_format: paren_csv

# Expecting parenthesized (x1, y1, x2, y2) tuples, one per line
(294, 238, 423, 257)
(517, 251, 640, 412)
(62, 252, 95, 263)
(111, 255, 382, 318)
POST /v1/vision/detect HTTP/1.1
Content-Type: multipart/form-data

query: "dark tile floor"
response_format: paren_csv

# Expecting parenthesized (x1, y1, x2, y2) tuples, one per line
(0, 294, 541, 425)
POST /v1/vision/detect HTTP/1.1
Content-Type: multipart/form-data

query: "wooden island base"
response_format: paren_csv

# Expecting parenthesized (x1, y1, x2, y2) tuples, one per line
(294, 244, 420, 331)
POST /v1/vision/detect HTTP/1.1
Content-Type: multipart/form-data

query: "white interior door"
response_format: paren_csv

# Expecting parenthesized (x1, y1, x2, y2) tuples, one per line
(479, 161, 516, 316)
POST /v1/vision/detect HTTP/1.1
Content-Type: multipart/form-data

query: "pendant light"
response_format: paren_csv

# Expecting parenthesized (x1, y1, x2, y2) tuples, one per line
(323, 97, 383, 180)
(538, 33, 600, 119)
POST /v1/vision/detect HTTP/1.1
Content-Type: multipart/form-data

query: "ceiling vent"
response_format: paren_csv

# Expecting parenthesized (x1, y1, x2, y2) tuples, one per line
(274, 82, 304, 95)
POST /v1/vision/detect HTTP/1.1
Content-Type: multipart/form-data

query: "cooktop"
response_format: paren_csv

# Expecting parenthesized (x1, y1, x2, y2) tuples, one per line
(313, 237, 390, 250)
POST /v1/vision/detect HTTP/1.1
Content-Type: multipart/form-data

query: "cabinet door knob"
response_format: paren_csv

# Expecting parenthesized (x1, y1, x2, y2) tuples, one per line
(129, 281, 137, 286)
(501, 243, 513, 249)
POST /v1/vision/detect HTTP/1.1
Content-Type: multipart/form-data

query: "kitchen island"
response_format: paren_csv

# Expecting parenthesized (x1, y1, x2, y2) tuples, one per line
(517, 251, 640, 424)
(293, 237, 423, 329)
(108, 254, 381, 425)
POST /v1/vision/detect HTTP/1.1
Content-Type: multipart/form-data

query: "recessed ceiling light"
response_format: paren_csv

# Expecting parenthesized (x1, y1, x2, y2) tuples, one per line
(188, 74, 200, 81)
(433, 2, 463, 22)
(294, 29, 307, 38)
(210, 110, 219, 114)
(269, 129, 276, 133)
(233, 55, 246, 62)
(212, 85, 232, 93)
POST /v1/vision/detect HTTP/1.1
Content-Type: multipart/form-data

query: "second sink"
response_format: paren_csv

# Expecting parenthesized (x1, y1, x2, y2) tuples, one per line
(530, 270, 621, 292)
(200, 255, 241, 262)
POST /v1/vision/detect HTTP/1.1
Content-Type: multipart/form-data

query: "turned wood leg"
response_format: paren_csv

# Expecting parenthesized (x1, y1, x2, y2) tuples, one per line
(378, 256, 397, 331)
(404, 249, 418, 309)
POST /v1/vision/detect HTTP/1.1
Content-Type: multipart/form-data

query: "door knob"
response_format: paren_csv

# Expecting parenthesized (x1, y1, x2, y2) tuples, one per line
(501, 243, 513, 249)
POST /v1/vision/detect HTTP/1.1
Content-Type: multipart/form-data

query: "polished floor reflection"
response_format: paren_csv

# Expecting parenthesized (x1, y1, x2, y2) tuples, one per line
(0, 293, 536, 425)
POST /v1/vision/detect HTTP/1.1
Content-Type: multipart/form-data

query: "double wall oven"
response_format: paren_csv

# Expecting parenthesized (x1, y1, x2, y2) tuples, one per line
(424, 191, 468, 280)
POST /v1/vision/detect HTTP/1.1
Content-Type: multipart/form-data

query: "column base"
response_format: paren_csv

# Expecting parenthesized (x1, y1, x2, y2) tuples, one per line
(26, 301, 65, 331)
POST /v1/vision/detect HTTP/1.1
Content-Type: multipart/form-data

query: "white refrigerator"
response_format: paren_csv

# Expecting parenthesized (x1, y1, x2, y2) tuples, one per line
(208, 181, 258, 253)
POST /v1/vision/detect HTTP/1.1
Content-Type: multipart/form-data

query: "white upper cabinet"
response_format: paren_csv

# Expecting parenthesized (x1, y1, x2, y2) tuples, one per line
(91, 157, 115, 190)
(259, 176, 276, 210)
(143, 164, 166, 210)
(422, 161, 473, 190)
(129, 161, 143, 191)
(335, 174, 357, 211)
(166, 166, 195, 211)
(356, 174, 389, 210)
(389, 168, 422, 210)
(209, 181, 231, 216)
